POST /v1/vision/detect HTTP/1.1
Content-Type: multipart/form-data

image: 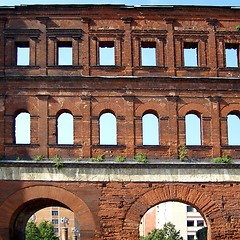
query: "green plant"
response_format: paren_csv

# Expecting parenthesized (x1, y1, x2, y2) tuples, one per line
(135, 153, 148, 163)
(34, 154, 44, 161)
(90, 154, 105, 162)
(53, 155, 63, 169)
(16, 156, 23, 161)
(236, 25, 240, 32)
(178, 145, 188, 161)
(75, 157, 82, 162)
(115, 155, 126, 162)
(212, 155, 232, 164)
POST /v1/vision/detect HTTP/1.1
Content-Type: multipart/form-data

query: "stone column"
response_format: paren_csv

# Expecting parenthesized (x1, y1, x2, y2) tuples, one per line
(165, 18, 176, 75)
(37, 95, 49, 158)
(166, 96, 179, 158)
(206, 19, 218, 76)
(121, 17, 133, 75)
(124, 95, 135, 158)
(209, 96, 221, 157)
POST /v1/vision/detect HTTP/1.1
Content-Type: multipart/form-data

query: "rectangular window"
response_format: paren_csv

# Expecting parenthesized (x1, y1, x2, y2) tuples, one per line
(184, 42, 198, 67)
(141, 42, 157, 66)
(52, 210, 58, 216)
(52, 219, 58, 225)
(197, 220, 204, 227)
(187, 235, 195, 240)
(225, 43, 239, 67)
(99, 41, 115, 65)
(54, 228, 59, 234)
(57, 41, 72, 65)
(187, 220, 194, 227)
(16, 42, 30, 66)
(187, 205, 194, 212)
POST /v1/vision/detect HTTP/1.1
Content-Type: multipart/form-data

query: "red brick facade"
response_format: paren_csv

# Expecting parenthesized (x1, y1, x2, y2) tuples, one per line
(0, 4, 239, 240)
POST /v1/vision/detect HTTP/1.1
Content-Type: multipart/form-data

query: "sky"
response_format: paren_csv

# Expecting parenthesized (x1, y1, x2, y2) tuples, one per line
(1, 0, 240, 6)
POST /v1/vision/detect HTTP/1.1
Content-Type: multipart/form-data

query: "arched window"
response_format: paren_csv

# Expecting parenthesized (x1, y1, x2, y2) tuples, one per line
(99, 112, 117, 145)
(185, 113, 201, 145)
(142, 113, 159, 145)
(57, 112, 74, 144)
(227, 113, 240, 145)
(15, 112, 31, 144)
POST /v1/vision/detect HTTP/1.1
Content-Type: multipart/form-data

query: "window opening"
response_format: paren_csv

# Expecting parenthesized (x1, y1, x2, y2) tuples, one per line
(99, 112, 117, 145)
(99, 41, 115, 65)
(187, 220, 194, 227)
(15, 112, 31, 144)
(197, 220, 204, 227)
(227, 114, 240, 145)
(57, 112, 74, 144)
(184, 42, 198, 67)
(141, 42, 157, 66)
(187, 205, 194, 212)
(51, 210, 58, 216)
(57, 41, 72, 65)
(225, 43, 239, 67)
(16, 42, 30, 66)
(185, 113, 201, 145)
(187, 235, 195, 240)
(52, 219, 58, 225)
(142, 113, 159, 145)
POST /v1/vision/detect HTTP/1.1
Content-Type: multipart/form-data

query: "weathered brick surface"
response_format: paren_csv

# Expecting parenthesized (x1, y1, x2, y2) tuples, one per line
(0, 4, 239, 239)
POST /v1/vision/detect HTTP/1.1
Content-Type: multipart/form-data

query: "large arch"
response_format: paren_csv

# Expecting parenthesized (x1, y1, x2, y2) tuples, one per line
(122, 184, 224, 239)
(0, 185, 98, 240)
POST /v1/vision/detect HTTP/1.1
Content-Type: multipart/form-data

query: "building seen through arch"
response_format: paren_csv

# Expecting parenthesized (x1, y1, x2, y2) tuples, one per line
(140, 202, 206, 240)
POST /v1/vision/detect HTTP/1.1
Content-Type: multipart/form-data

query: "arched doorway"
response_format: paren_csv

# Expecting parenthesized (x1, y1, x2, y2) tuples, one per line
(0, 185, 98, 240)
(123, 185, 224, 239)
(139, 201, 207, 240)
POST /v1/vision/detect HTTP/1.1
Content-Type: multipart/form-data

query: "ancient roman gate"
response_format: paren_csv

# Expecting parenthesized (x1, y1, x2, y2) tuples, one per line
(0, 4, 239, 240)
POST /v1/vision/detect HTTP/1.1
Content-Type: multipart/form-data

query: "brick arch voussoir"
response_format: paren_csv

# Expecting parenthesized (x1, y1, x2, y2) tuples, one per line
(221, 103, 240, 117)
(50, 99, 81, 116)
(0, 185, 96, 232)
(123, 185, 223, 232)
(178, 103, 210, 117)
(135, 102, 168, 117)
(92, 101, 122, 116)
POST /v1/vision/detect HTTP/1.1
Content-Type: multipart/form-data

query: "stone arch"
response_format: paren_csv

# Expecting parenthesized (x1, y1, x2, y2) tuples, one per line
(0, 185, 97, 240)
(123, 184, 223, 239)
(92, 101, 122, 116)
(135, 102, 168, 117)
(178, 103, 210, 117)
(48, 97, 81, 116)
(221, 103, 240, 117)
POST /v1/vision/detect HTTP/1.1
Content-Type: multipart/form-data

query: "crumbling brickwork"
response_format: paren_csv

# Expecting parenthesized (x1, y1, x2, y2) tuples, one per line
(0, 4, 239, 240)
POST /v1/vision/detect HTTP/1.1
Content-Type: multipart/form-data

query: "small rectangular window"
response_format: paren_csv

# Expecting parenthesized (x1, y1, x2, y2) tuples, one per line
(184, 42, 198, 67)
(57, 41, 72, 65)
(52, 210, 58, 216)
(225, 43, 239, 67)
(52, 219, 58, 225)
(141, 42, 157, 66)
(187, 220, 194, 227)
(187, 205, 194, 212)
(99, 41, 115, 66)
(16, 42, 30, 66)
(54, 228, 59, 234)
(187, 235, 195, 240)
(197, 220, 204, 227)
